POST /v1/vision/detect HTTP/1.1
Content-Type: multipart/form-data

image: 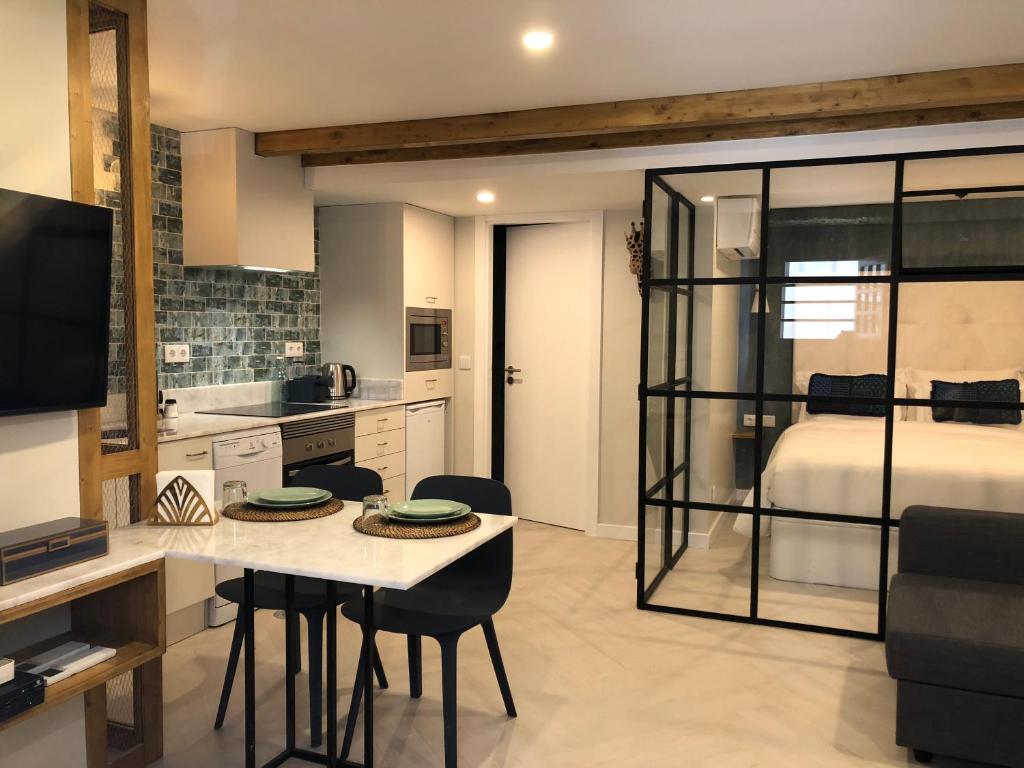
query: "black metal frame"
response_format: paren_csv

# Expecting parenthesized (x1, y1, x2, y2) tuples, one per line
(242, 569, 377, 768)
(637, 143, 1024, 640)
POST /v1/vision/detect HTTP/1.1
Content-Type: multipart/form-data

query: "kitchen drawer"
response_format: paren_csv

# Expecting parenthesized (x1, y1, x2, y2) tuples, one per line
(405, 369, 453, 401)
(355, 405, 405, 437)
(355, 428, 406, 462)
(381, 474, 406, 503)
(357, 451, 405, 481)
(158, 435, 214, 470)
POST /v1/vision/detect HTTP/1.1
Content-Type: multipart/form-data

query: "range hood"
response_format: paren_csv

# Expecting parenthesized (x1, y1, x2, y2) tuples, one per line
(182, 128, 314, 272)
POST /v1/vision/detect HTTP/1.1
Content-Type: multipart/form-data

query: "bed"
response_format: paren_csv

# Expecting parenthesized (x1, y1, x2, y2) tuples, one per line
(735, 415, 1024, 589)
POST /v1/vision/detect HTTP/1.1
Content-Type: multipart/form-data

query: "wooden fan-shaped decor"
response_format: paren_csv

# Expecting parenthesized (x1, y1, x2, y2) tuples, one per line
(151, 475, 217, 526)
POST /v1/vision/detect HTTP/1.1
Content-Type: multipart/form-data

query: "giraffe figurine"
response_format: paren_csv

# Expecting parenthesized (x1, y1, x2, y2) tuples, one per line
(625, 219, 645, 295)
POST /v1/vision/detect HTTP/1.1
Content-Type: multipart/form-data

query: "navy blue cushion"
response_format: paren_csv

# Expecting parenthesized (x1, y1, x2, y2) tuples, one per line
(931, 379, 1021, 425)
(806, 373, 887, 417)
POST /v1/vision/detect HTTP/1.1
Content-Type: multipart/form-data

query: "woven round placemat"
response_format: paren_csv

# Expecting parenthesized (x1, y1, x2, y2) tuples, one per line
(223, 497, 344, 522)
(353, 512, 481, 539)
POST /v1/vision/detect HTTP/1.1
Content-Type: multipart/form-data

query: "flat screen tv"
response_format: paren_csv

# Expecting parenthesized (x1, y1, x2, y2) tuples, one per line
(0, 187, 113, 417)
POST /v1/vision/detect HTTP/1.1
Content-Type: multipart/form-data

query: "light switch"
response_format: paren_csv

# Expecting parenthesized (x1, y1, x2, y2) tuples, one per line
(163, 344, 190, 363)
(458, 354, 472, 371)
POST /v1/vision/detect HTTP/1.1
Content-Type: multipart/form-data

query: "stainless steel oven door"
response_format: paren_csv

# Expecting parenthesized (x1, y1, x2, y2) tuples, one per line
(406, 306, 452, 371)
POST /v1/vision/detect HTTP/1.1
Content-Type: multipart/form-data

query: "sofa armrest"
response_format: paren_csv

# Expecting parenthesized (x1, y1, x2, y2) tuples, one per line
(899, 506, 1024, 586)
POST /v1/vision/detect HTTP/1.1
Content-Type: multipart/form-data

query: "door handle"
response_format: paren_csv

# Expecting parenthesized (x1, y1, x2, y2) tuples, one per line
(505, 365, 521, 385)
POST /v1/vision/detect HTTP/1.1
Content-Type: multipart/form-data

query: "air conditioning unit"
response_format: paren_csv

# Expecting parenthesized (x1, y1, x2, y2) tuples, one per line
(715, 195, 761, 260)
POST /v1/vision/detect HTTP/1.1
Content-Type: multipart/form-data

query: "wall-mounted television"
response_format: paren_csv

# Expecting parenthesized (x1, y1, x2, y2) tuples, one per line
(0, 187, 113, 417)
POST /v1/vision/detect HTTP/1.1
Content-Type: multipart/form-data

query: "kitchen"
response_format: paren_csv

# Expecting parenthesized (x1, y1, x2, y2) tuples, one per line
(147, 126, 456, 642)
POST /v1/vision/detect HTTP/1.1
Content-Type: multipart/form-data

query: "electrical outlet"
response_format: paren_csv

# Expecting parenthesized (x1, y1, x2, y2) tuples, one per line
(743, 413, 776, 427)
(285, 341, 304, 357)
(163, 344, 190, 363)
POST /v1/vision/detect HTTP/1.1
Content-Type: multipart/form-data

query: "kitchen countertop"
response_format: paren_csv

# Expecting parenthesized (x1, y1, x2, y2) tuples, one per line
(157, 397, 409, 443)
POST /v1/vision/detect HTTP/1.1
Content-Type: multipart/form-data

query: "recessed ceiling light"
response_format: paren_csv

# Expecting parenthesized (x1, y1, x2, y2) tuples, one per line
(700, 195, 715, 203)
(476, 190, 496, 204)
(522, 29, 554, 52)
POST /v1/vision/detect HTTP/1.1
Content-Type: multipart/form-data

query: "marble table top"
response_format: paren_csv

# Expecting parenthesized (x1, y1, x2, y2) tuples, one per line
(0, 505, 516, 614)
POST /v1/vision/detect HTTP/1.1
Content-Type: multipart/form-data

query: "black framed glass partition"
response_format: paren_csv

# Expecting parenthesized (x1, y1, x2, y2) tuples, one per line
(638, 145, 1024, 639)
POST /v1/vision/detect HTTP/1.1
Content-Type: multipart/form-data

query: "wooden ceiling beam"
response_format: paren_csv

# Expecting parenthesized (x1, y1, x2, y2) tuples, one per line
(300, 101, 1024, 166)
(257, 63, 1024, 165)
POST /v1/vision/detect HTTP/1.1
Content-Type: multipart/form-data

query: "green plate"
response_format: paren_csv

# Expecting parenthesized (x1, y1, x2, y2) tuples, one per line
(249, 487, 332, 509)
(384, 507, 471, 524)
(386, 499, 469, 519)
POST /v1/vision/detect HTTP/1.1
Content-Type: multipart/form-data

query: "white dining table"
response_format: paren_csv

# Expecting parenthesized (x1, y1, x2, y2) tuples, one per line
(115, 504, 517, 768)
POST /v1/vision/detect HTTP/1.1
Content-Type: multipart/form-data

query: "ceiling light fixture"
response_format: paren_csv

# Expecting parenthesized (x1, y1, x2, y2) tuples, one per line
(700, 195, 715, 203)
(522, 29, 554, 52)
(476, 190, 496, 204)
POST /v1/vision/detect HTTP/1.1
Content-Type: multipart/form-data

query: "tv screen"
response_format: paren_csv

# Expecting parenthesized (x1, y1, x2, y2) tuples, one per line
(0, 188, 113, 417)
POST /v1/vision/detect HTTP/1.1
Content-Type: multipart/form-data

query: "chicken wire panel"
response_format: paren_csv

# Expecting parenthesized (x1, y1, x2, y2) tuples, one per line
(90, 6, 139, 455)
(101, 474, 140, 528)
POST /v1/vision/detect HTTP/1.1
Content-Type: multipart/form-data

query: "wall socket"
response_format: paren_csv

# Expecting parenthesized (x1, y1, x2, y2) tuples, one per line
(163, 344, 190, 364)
(743, 413, 776, 428)
(284, 341, 304, 357)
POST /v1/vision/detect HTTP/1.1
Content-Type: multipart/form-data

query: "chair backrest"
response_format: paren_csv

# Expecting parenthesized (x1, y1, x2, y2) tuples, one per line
(411, 475, 514, 612)
(290, 464, 383, 500)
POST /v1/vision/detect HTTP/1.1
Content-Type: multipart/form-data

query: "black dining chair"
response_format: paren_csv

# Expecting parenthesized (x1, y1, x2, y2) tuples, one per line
(214, 464, 389, 747)
(339, 475, 517, 768)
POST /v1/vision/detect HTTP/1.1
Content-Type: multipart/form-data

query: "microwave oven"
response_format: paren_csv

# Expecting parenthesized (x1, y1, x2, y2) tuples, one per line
(406, 307, 452, 371)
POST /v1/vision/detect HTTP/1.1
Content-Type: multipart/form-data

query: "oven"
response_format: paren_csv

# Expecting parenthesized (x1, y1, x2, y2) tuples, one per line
(281, 412, 355, 485)
(406, 306, 452, 371)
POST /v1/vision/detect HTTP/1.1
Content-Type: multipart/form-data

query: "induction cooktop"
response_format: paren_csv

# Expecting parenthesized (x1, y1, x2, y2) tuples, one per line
(197, 402, 347, 418)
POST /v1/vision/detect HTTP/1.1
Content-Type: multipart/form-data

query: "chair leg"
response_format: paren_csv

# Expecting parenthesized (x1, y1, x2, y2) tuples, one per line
(481, 618, 516, 717)
(407, 634, 422, 698)
(373, 640, 389, 689)
(288, 609, 302, 673)
(305, 610, 325, 748)
(339, 634, 369, 760)
(214, 616, 246, 729)
(439, 633, 461, 768)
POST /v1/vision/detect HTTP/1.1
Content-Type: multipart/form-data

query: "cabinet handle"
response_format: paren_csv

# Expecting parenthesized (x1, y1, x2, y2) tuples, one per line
(380, 466, 389, 472)
(186, 450, 209, 459)
(426, 296, 437, 304)
(378, 441, 388, 447)
(426, 379, 437, 383)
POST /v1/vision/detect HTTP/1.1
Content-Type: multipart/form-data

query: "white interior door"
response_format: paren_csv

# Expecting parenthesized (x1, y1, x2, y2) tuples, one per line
(504, 221, 598, 530)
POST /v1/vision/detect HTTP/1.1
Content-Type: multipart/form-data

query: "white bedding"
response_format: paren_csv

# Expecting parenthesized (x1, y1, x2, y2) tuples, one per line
(734, 416, 1024, 537)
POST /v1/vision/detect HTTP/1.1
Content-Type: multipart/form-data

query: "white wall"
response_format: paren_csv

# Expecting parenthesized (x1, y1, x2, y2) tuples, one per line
(452, 217, 477, 474)
(0, 1, 87, 763)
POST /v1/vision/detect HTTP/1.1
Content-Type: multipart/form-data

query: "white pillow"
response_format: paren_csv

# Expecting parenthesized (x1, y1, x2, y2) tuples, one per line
(793, 369, 908, 422)
(908, 379, 1024, 429)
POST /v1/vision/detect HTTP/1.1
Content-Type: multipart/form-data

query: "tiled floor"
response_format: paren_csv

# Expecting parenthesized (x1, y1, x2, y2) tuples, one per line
(155, 520, 983, 767)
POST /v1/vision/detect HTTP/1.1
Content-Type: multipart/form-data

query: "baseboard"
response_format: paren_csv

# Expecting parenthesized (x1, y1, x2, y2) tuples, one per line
(166, 601, 208, 646)
(595, 510, 725, 551)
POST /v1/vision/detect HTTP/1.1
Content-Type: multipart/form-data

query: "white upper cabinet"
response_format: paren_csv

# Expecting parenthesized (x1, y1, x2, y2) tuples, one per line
(403, 205, 454, 309)
(182, 128, 315, 272)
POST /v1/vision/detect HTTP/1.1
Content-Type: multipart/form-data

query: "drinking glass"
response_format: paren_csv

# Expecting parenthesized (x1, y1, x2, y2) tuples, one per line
(362, 494, 388, 519)
(222, 480, 248, 509)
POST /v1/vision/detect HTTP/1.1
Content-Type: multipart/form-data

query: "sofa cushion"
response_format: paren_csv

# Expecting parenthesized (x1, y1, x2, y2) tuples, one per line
(886, 573, 1024, 698)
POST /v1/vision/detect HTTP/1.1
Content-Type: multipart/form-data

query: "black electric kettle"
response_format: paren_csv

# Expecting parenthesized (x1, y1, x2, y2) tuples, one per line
(322, 363, 357, 399)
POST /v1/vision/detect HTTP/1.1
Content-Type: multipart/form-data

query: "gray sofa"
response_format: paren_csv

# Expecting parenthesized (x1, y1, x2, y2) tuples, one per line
(886, 506, 1024, 767)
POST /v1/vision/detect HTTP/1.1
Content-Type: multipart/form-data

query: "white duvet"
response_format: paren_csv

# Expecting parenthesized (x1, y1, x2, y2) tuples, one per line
(734, 416, 1024, 537)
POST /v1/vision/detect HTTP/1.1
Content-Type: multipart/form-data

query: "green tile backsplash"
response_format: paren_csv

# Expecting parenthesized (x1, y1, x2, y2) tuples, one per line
(150, 124, 321, 390)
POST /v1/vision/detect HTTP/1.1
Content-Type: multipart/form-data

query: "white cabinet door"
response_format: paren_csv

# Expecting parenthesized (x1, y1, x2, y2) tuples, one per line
(403, 205, 454, 309)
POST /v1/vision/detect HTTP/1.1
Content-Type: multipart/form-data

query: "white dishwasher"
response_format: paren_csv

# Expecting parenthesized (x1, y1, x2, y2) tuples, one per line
(405, 400, 447, 496)
(208, 426, 283, 626)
